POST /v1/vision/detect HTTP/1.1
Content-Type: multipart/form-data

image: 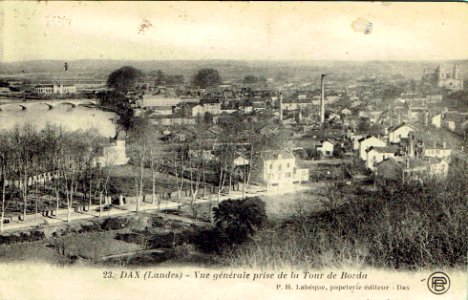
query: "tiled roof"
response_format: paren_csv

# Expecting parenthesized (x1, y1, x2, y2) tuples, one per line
(260, 150, 295, 161)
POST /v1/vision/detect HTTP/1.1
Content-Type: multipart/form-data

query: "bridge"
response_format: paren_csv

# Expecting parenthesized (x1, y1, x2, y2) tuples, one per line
(0, 99, 98, 111)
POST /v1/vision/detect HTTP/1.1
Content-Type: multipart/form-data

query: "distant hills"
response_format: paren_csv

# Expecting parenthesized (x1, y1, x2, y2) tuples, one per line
(1, 59, 467, 82)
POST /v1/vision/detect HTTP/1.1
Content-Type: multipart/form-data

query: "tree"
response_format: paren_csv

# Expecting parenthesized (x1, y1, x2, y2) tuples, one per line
(213, 197, 267, 245)
(154, 70, 165, 86)
(0, 133, 13, 232)
(193, 68, 221, 88)
(243, 75, 258, 84)
(107, 66, 143, 94)
(203, 112, 214, 124)
(357, 117, 371, 133)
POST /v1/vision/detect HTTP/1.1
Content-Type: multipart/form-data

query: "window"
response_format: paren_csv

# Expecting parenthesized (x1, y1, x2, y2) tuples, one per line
(278, 164, 282, 171)
(286, 172, 291, 178)
(270, 164, 273, 170)
(286, 163, 290, 168)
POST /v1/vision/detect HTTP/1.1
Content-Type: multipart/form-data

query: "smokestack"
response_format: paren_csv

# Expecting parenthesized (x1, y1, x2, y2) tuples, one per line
(279, 91, 283, 122)
(320, 74, 326, 124)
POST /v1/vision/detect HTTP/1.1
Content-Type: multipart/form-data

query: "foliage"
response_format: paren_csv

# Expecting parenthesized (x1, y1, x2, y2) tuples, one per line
(243, 75, 258, 84)
(107, 66, 143, 94)
(214, 197, 267, 242)
(0, 124, 110, 225)
(152, 70, 184, 85)
(194, 197, 267, 253)
(193, 68, 221, 88)
(226, 166, 467, 269)
(357, 117, 370, 133)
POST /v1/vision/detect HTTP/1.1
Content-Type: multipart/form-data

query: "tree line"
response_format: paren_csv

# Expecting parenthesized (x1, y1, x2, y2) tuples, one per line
(0, 124, 113, 232)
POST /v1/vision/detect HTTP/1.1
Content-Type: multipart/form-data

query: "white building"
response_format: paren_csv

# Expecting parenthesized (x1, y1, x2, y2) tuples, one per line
(359, 136, 386, 161)
(366, 147, 398, 170)
(96, 131, 129, 167)
(255, 150, 309, 189)
(388, 123, 417, 144)
(424, 144, 452, 159)
(141, 95, 199, 108)
(34, 84, 77, 95)
(191, 102, 223, 117)
(427, 158, 449, 178)
(317, 140, 337, 158)
(431, 114, 442, 128)
(148, 106, 173, 116)
(348, 133, 364, 151)
(280, 101, 310, 111)
(232, 155, 249, 167)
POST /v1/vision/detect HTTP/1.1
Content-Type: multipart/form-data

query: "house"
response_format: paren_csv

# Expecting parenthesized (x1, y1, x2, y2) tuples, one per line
(254, 150, 309, 189)
(359, 136, 386, 161)
(232, 155, 249, 167)
(96, 131, 129, 167)
(140, 95, 199, 108)
(341, 108, 352, 116)
(388, 123, 417, 144)
(240, 104, 253, 114)
(189, 147, 215, 162)
(375, 157, 404, 188)
(148, 106, 173, 116)
(431, 114, 442, 128)
(366, 146, 399, 170)
(348, 133, 364, 151)
(149, 117, 196, 126)
(200, 98, 222, 115)
(317, 139, 337, 158)
(169, 128, 195, 142)
(34, 84, 77, 94)
(400, 156, 451, 182)
(252, 101, 267, 111)
(424, 143, 452, 159)
(191, 104, 205, 117)
(280, 99, 310, 111)
(427, 158, 449, 178)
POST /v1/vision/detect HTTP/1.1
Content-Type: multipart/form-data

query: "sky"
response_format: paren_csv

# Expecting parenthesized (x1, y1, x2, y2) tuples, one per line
(1, 1, 467, 62)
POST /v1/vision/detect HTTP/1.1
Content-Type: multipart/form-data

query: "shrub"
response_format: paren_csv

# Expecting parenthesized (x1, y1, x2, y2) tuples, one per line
(194, 197, 268, 253)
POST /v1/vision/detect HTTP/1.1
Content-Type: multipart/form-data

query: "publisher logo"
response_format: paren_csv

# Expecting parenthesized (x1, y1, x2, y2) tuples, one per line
(427, 272, 450, 295)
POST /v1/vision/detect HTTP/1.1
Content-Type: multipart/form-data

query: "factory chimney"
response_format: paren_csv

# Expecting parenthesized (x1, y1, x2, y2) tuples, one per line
(320, 74, 326, 125)
(279, 91, 283, 122)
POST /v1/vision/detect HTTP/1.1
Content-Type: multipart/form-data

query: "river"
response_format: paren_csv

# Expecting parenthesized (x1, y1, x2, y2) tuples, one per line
(0, 101, 118, 138)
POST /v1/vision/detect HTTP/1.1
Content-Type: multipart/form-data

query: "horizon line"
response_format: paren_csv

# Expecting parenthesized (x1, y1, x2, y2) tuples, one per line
(2, 58, 468, 64)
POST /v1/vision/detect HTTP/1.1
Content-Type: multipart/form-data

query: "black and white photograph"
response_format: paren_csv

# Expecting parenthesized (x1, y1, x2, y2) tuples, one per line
(0, 2, 467, 299)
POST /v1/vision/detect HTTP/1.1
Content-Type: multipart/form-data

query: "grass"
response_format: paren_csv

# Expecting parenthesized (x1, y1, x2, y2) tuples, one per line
(53, 231, 144, 260)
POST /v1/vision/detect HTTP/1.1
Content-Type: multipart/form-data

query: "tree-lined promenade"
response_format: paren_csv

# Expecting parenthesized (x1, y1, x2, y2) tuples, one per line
(0, 124, 112, 232)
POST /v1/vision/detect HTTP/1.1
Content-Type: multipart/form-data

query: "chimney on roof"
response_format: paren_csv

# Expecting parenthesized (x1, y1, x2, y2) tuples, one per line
(320, 74, 326, 125)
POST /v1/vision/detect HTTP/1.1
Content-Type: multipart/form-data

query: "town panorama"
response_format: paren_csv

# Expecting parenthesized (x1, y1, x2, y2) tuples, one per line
(0, 2, 466, 276)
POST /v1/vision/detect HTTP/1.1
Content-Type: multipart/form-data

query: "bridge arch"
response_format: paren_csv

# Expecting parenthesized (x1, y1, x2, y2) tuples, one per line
(54, 102, 77, 109)
(28, 102, 54, 111)
(0, 103, 26, 111)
